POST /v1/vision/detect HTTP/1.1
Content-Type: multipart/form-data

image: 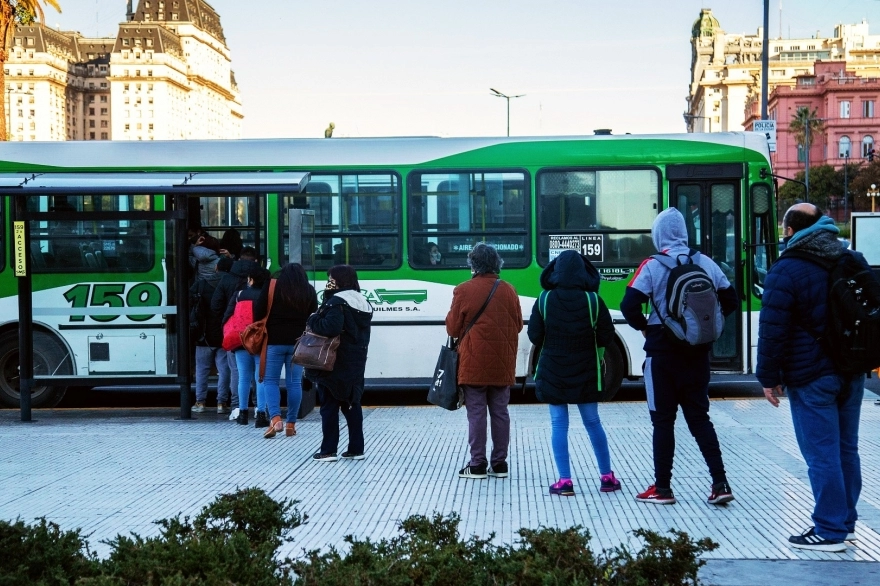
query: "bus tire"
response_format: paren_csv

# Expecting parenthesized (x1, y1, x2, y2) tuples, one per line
(0, 331, 71, 408)
(600, 342, 624, 402)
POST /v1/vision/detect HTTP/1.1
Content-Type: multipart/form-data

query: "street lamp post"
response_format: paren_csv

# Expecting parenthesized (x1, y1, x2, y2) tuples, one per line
(843, 151, 849, 221)
(869, 183, 880, 213)
(682, 113, 712, 133)
(489, 88, 524, 137)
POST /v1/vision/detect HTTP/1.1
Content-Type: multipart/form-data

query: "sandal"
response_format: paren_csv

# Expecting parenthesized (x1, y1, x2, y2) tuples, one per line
(263, 416, 283, 439)
(285, 422, 296, 437)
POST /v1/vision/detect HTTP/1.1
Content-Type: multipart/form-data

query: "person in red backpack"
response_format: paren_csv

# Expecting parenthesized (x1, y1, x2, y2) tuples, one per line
(223, 265, 269, 427)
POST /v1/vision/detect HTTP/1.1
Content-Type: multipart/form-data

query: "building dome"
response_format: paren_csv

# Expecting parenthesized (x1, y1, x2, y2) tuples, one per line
(692, 8, 721, 38)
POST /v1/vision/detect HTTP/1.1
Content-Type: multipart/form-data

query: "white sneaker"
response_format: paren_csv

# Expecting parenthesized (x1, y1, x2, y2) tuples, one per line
(229, 408, 240, 421)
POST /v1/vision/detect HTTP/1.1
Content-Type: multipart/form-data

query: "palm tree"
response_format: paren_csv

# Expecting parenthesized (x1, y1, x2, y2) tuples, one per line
(789, 106, 824, 200)
(0, 1, 61, 140)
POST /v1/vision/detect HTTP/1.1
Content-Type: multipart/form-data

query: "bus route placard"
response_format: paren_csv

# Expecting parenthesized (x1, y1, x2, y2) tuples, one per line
(549, 234, 604, 263)
(13, 221, 26, 277)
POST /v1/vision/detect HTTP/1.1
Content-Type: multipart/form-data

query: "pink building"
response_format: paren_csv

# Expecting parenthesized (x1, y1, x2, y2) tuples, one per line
(746, 61, 880, 183)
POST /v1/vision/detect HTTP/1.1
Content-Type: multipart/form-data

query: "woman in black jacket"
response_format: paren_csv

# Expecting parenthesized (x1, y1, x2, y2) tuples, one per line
(527, 250, 620, 497)
(305, 265, 373, 461)
(255, 263, 318, 438)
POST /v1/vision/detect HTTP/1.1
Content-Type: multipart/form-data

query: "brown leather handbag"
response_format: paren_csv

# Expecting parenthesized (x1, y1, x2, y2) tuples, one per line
(293, 326, 340, 371)
(241, 279, 275, 381)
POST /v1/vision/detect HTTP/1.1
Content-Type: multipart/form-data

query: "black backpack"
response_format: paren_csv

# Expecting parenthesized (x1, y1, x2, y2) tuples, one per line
(189, 281, 206, 342)
(786, 250, 880, 374)
(650, 250, 724, 346)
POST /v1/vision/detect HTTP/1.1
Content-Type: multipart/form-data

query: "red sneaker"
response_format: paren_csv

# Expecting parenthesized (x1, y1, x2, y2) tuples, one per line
(636, 484, 676, 504)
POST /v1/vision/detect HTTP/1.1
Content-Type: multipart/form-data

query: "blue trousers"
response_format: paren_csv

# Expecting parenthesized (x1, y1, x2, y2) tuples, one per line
(788, 374, 864, 542)
(262, 344, 303, 423)
(234, 349, 264, 413)
(194, 345, 231, 404)
(549, 402, 612, 479)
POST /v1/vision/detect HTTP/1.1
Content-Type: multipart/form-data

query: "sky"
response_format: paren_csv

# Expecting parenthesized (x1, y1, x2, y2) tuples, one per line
(40, 0, 880, 139)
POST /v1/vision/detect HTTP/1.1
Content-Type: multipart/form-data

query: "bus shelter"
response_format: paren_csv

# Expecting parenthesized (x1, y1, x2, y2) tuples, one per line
(0, 171, 310, 421)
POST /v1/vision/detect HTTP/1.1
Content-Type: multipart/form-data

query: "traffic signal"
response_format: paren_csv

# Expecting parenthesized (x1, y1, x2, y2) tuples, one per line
(870, 148, 875, 162)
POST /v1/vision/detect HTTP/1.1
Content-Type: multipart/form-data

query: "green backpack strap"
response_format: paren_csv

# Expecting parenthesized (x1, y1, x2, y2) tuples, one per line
(585, 291, 603, 393)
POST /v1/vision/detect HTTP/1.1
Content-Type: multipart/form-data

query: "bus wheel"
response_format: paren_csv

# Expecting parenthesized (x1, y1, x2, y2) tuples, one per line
(0, 331, 71, 408)
(600, 342, 624, 402)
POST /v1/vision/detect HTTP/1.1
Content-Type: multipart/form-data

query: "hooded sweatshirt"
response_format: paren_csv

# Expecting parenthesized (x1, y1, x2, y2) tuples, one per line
(620, 207, 738, 355)
(527, 250, 614, 404)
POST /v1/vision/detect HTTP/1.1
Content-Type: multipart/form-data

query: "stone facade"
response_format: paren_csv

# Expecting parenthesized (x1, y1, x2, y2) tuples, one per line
(687, 9, 880, 134)
(3, 0, 242, 141)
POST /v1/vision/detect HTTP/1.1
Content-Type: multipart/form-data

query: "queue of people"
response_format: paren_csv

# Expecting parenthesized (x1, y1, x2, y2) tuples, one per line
(187, 209, 867, 555)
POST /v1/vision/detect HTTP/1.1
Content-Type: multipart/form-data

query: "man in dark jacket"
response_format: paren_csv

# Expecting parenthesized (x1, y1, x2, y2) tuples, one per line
(620, 208, 738, 506)
(211, 247, 259, 417)
(757, 203, 866, 553)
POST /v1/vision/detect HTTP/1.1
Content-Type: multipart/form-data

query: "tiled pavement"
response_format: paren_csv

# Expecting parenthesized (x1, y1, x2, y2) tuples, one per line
(2, 393, 880, 585)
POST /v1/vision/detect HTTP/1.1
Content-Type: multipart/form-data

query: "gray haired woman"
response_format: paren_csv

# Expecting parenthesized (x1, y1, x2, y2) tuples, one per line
(445, 243, 523, 479)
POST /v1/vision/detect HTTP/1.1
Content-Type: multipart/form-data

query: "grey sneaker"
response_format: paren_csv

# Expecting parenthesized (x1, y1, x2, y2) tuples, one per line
(192, 402, 206, 413)
(217, 403, 230, 415)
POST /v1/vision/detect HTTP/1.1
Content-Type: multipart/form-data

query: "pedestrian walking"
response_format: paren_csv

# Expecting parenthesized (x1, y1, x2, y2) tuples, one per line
(446, 243, 522, 479)
(528, 249, 621, 496)
(306, 265, 373, 461)
(620, 207, 738, 505)
(757, 203, 869, 552)
(255, 263, 317, 438)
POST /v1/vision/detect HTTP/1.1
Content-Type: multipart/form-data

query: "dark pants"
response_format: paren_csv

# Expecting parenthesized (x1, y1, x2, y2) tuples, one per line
(644, 355, 726, 488)
(318, 386, 364, 455)
(461, 385, 510, 468)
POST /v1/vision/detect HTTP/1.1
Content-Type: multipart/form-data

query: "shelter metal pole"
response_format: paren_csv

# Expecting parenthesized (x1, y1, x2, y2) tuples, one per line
(14, 194, 33, 422)
(175, 192, 192, 419)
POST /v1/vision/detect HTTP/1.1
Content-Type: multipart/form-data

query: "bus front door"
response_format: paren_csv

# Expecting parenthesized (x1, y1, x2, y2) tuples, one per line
(668, 166, 743, 373)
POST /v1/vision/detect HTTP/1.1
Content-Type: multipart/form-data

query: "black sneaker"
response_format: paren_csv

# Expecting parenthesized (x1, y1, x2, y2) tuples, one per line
(488, 462, 508, 478)
(788, 527, 846, 552)
(707, 481, 735, 505)
(312, 452, 338, 462)
(254, 410, 269, 429)
(458, 464, 487, 479)
(341, 451, 365, 460)
(235, 410, 249, 426)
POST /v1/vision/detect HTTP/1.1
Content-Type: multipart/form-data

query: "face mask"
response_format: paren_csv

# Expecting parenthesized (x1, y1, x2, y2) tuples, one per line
(430, 252, 441, 263)
(325, 279, 338, 292)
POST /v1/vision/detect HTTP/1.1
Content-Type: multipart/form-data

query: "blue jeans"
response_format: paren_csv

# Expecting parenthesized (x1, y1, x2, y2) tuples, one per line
(234, 349, 264, 413)
(194, 346, 231, 404)
(262, 344, 303, 423)
(787, 374, 864, 542)
(549, 402, 612, 479)
(227, 351, 240, 408)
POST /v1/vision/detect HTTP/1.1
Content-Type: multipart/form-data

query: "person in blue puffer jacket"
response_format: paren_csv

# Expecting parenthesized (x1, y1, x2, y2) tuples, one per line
(528, 250, 621, 497)
(757, 203, 867, 553)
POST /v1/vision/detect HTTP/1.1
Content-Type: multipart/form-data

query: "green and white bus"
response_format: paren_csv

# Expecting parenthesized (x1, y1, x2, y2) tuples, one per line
(0, 133, 777, 407)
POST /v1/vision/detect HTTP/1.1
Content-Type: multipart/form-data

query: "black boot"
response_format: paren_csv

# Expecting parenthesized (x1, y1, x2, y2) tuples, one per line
(254, 410, 269, 428)
(235, 409, 249, 426)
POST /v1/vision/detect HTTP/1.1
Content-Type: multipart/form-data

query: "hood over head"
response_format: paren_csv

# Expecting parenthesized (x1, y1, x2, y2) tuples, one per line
(332, 289, 374, 314)
(540, 249, 601, 292)
(230, 258, 260, 278)
(652, 207, 689, 254)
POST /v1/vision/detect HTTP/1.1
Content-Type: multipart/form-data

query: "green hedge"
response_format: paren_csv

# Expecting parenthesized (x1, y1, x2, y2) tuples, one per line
(0, 488, 717, 586)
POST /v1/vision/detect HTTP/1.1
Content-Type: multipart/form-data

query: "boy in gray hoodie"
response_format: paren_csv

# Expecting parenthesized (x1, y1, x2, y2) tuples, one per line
(620, 207, 738, 506)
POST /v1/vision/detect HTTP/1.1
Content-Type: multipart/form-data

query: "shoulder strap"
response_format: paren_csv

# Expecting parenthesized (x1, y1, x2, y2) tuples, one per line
(585, 291, 599, 328)
(267, 279, 276, 315)
(457, 279, 500, 345)
(538, 290, 549, 319)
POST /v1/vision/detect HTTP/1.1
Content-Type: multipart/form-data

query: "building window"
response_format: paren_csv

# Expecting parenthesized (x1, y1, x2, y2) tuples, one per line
(101, 132, 108, 140)
(863, 136, 874, 158)
(100, 121, 108, 128)
(89, 120, 95, 128)
(100, 95, 107, 103)
(101, 108, 108, 115)
(89, 132, 95, 139)
(147, 70, 152, 77)
(89, 108, 95, 115)
(839, 136, 851, 158)
(148, 123, 154, 131)
(840, 100, 851, 119)
(864, 100, 875, 118)
(122, 38, 130, 46)
(124, 124, 130, 131)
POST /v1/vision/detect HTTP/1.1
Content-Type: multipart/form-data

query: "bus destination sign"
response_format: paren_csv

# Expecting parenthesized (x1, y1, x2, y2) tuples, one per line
(549, 234, 604, 262)
(13, 221, 26, 277)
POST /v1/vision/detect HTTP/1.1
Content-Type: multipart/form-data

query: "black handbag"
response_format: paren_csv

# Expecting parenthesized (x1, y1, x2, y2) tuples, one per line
(428, 279, 500, 410)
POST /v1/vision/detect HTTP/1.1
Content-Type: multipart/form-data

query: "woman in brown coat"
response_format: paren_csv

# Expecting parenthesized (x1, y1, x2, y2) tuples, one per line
(446, 243, 523, 480)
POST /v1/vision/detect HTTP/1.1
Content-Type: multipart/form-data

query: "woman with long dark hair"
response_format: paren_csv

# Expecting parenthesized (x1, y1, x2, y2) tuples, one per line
(255, 263, 318, 438)
(305, 265, 373, 461)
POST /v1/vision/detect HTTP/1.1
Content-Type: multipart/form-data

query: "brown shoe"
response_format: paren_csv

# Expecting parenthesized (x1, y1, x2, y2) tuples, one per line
(285, 422, 296, 437)
(264, 416, 283, 439)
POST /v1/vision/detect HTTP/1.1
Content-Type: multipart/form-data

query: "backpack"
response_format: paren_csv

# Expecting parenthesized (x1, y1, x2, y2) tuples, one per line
(650, 250, 724, 346)
(785, 250, 880, 374)
(222, 291, 254, 352)
(188, 281, 205, 342)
